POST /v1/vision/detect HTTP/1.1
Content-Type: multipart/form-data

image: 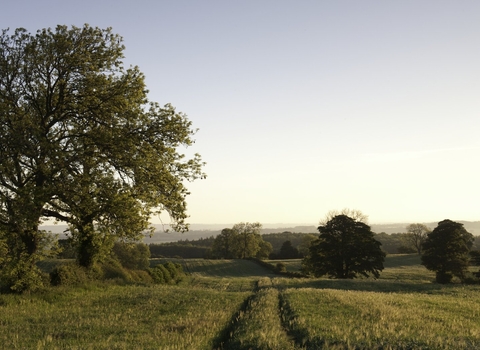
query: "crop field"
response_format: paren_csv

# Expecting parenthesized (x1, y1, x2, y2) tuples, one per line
(1, 255, 480, 349)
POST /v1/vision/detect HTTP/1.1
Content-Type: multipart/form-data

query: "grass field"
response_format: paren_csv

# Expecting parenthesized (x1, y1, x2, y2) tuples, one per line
(1, 255, 480, 349)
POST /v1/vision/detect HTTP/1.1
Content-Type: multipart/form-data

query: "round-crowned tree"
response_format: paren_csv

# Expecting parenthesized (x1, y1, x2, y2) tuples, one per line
(0, 25, 205, 291)
(421, 219, 474, 283)
(303, 214, 385, 279)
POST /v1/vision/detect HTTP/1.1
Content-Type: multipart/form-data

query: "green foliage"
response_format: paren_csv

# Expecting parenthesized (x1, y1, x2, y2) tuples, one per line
(278, 240, 300, 259)
(0, 24, 204, 286)
(303, 214, 385, 279)
(0, 230, 58, 292)
(261, 232, 316, 256)
(471, 250, 480, 266)
(149, 243, 210, 258)
(148, 262, 184, 284)
(49, 256, 155, 286)
(256, 240, 273, 260)
(211, 223, 272, 259)
(249, 258, 307, 278)
(57, 239, 77, 259)
(296, 233, 318, 257)
(405, 223, 431, 254)
(112, 242, 150, 270)
(0, 255, 49, 293)
(276, 262, 287, 273)
(50, 262, 89, 287)
(374, 232, 410, 254)
(211, 228, 238, 258)
(421, 219, 474, 283)
(397, 245, 417, 254)
(232, 222, 263, 259)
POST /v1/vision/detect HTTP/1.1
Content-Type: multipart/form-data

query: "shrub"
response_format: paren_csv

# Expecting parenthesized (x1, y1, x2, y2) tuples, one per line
(129, 269, 154, 283)
(112, 242, 150, 270)
(50, 263, 89, 286)
(1, 258, 49, 293)
(57, 239, 77, 259)
(276, 262, 287, 273)
(148, 262, 185, 284)
(100, 262, 132, 282)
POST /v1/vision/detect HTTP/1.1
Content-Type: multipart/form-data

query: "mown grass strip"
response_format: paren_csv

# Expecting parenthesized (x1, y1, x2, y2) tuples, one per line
(221, 287, 296, 350)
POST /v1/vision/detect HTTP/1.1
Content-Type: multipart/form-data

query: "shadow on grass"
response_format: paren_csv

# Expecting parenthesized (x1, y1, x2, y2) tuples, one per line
(274, 277, 468, 294)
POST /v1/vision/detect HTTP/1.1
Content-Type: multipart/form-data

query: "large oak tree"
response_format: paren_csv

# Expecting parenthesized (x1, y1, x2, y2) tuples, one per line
(421, 219, 473, 283)
(0, 25, 204, 291)
(303, 214, 385, 279)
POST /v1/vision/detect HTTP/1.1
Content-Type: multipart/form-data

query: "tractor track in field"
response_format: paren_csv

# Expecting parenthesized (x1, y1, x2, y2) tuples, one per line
(211, 291, 259, 349)
(212, 278, 301, 350)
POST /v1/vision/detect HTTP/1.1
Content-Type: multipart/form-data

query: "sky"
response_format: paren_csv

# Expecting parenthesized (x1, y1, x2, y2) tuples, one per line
(2, 1, 480, 226)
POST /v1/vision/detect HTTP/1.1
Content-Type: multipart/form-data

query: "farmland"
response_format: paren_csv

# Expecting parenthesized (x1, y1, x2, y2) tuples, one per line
(1, 256, 480, 349)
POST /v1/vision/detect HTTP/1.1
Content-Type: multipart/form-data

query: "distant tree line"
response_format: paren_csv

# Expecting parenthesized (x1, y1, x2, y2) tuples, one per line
(147, 230, 319, 259)
(50, 214, 480, 286)
(301, 209, 480, 284)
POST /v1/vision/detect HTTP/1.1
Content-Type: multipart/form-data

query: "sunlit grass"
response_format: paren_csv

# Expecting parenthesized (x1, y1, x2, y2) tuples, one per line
(282, 286, 480, 349)
(0, 284, 250, 349)
(2, 255, 480, 349)
(224, 282, 296, 350)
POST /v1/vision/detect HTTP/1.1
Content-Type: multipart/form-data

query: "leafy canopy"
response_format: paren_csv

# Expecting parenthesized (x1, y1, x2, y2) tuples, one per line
(211, 222, 272, 259)
(421, 219, 473, 283)
(303, 214, 385, 279)
(0, 24, 204, 289)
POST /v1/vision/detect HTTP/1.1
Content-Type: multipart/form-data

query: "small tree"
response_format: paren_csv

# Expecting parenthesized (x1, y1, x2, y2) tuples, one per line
(278, 240, 300, 259)
(211, 228, 238, 259)
(112, 242, 151, 270)
(320, 208, 368, 225)
(421, 219, 474, 283)
(303, 214, 385, 279)
(211, 222, 268, 259)
(471, 250, 480, 279)
(232, 222, 263, 259)
(297, 234, 317, 258)
(405, 223, 431, 254)
(256, 240, 273, 260)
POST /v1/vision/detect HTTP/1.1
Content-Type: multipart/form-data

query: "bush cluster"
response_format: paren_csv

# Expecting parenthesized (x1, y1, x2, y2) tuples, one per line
(112, 242, 151, 270)
(148, 262, 185, 284)
(50, 262, 89, 286)
(49, 257, 156, 286)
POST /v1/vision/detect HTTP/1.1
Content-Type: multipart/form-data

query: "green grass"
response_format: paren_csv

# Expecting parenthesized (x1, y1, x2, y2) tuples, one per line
(0, 284, 250, 350)
(267, 259, 304, 272)
(282, 286, 480, 349)
(384, 253, 422, 268)
(2, 256, 480, 349)
(152, 258, 275, 277)
(223, 282, 296, 350)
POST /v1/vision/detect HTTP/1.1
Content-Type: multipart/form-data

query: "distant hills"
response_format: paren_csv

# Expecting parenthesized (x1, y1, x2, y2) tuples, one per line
(41, 221, 480, 244)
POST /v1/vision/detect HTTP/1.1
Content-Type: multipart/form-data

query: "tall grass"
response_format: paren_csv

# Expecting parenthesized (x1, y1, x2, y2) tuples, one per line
(282, 286, 480, 349)
(2, 256, 480, 349)
(223, 283, 296, 350)
(0, 284, 250, 349)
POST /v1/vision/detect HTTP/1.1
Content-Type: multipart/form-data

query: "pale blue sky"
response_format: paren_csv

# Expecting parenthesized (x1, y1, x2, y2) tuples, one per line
(2, 1, 479, 225)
